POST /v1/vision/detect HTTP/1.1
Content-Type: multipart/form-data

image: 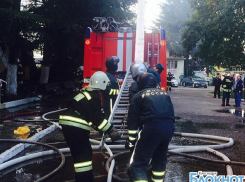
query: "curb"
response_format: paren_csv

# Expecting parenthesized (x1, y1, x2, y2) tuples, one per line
(0, 97, 41, 110)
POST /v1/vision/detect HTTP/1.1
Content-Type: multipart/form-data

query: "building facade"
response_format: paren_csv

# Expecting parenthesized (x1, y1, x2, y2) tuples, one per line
(167, 56, 185, 83)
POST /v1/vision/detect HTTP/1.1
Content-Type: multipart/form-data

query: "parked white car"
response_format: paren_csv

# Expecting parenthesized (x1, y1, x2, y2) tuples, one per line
(171, 77, 178, 87)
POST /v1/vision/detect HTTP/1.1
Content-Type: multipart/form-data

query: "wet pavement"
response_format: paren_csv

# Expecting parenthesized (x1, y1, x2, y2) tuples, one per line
(0, 87, 245, 181)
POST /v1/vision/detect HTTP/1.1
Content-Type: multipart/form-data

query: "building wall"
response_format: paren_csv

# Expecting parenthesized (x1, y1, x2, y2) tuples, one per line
(167, 58, 185, 83)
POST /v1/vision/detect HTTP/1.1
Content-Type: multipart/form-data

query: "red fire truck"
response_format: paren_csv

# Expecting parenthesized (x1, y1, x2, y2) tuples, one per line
(83, 27, 167, 90)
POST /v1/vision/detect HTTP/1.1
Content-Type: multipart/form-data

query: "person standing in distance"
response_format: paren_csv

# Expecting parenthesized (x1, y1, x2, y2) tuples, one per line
(167, 71, 173, 92)
(179, 73, 184, 86)
(233, 75, 243, 107)
(221, 73, 234, 106)
(213, 73, 222, 98)
(127, 72, 175, 182)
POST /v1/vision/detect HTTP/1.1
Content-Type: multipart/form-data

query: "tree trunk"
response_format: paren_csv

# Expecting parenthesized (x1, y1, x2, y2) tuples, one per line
(4, 0, 21, 96)
(0, 46, 9, 67)
(40, 66, 50, 84)
(40, 38, 52, 84)
(6, 63, 17, 95)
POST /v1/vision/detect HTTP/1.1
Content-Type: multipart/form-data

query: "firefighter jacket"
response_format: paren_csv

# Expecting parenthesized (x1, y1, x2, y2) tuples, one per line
(167, 74, 173, 86)
(147, 68, 161, 85)
(102, 70, 120, 118)
(59, 88, 112, 133)
(129, 81, 139, 102)
(222, 76, 234, 92)
(127, 88, 175, 145)
(102, 70, 120, 99)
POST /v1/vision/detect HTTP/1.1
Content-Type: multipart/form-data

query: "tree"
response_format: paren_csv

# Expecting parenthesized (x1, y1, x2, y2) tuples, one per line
(182, 0, 245, 68)
(154, 0, 193, 57)
(0, 0, 44, 96)
(0, 0, 137, 96)
(28, 0, 137, 83)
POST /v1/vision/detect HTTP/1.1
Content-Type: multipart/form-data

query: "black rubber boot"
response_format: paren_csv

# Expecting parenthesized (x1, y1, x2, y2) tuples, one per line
(127, 168, 133, 182)
(226, 101, 231, 106)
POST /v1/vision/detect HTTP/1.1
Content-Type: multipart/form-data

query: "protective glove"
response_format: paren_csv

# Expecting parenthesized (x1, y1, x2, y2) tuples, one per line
(106, 127, 121, 142)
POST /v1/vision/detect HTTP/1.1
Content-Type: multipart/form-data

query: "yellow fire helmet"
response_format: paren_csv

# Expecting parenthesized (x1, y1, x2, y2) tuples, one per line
(14, 126, 30, 135)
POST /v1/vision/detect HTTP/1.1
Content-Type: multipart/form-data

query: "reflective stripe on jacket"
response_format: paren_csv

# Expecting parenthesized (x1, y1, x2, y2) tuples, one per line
(59, 89, 111, 132)
(222, 76, 233, 92)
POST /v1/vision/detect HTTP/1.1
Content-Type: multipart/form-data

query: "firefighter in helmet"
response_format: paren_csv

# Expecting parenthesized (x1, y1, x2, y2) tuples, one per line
(102, 56, 120, 119)
(129, 62, 147, 102)
(127, 72, 175, 182)
(221, 73, 234, 106)
(59, 71, 120, 182)
(167, 71, 173, 92)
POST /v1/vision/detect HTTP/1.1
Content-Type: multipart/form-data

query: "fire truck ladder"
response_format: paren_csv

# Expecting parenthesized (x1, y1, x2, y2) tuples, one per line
(108, 67, 134, 142)
(147, 42, 159, 64)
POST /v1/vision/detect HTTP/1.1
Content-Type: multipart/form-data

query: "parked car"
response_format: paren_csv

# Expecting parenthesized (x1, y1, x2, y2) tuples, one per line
(171, 77, 178, 87)
(181, 76, 208, 88)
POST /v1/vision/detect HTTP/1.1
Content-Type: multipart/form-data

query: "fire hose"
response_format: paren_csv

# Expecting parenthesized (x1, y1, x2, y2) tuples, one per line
(0, 139, 65, 182)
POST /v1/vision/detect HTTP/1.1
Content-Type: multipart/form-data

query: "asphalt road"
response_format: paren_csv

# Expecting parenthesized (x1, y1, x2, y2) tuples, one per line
(1, 86, 245, 182)
(166, 85, 245, 181)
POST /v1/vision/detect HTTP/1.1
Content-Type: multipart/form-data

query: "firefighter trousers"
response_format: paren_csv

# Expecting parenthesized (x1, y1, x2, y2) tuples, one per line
(222, 91, 231, 105)
(214, 86, 220, 98)
(167, 82, 172, 92)
(61, 125, 93, 182)
(129, 121, 175, 182)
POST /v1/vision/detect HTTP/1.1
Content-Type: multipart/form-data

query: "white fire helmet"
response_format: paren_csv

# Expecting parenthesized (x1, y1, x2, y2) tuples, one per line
(88, 71, 110, 90)
(130, 62, 147, 81)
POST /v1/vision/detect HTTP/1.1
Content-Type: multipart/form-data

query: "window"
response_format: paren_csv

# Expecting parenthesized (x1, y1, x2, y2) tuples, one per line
(174, 61, 177, 69)
(167, 60, 178, 69)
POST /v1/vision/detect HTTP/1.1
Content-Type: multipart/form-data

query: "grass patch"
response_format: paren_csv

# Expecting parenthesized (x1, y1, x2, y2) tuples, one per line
(210, 90, 245, 99)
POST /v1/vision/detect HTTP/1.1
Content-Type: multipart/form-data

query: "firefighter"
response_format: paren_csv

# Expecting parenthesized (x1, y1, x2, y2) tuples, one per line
(129, 62, 147, 102)
(154, 63, 164, 85)
(127, 72, 175, 182)
(147, 63, 164, 86)
(221, 73, 234, 106)
(59, 71, 120, 182)
(102, 56, 120, 119)
(167, 71, 173, 92)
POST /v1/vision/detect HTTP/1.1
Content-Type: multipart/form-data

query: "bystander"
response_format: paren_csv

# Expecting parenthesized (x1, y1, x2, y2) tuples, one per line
(179, 73, 184, 85)
(233, 75, 243, 107)
(213, 73, 221, 99)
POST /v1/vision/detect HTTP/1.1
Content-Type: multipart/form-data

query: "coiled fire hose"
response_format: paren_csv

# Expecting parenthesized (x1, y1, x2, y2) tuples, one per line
(0, 139, 65, 182)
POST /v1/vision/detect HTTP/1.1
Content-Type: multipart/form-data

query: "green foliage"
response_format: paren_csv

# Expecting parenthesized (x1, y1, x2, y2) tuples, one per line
(1, 0, 136, 81)
(31, 0, 137, 81)
(182, 0, 245, 68)
(0, 8, 44, 45)
(154, 0, 193, 57)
